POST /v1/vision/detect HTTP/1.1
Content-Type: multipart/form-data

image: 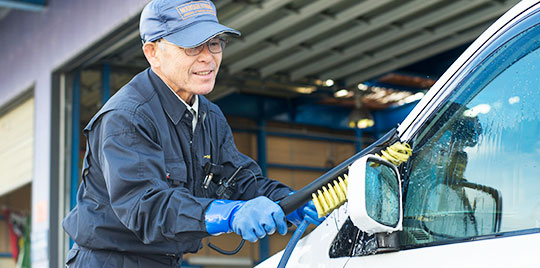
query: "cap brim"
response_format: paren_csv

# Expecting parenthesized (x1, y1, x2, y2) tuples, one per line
(164, 21, 241, 48)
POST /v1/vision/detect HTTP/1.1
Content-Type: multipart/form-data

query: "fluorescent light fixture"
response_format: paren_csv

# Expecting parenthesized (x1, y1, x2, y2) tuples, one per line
(294, 86, 317, 94)
(334, 89, 352, 98)
(356, 118, 375, 129)
(348, 108, 374, 129)
(323, 79, 335, 87)
(357, 83, 369, 91)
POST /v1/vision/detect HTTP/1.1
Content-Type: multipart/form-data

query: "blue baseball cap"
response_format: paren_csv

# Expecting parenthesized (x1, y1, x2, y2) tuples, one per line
(140, 0, 241, 48)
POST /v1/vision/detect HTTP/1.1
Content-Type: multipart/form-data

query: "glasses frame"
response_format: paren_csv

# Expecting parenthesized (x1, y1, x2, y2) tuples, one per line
(158, 37, 227, 56)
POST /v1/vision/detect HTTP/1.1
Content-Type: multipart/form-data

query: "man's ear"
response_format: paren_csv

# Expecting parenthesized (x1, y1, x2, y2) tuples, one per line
(142, 41, 161, 68)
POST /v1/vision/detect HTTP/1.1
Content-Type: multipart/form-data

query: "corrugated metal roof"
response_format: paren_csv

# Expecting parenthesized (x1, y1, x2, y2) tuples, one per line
(99, 0, 519, 100)
(0, 0, 45, 12)
(217, 0, 519, 87)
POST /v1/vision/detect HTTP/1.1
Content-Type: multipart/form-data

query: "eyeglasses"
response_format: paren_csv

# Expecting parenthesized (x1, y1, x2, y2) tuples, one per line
(159, 37, 227, 56)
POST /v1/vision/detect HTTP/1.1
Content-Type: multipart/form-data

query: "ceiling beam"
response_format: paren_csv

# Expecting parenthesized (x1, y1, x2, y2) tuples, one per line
(221, 0, 293, 30)
(87, 30, 141, 67)
(321, 0, 515, 82)
(114, 40, 144, 65)
(0, 0, 45, 12)
(224, 0, 339, 58)
(345, 23, 490, 86)
(215, 0, 234, 9)
(289, 0, 492, 80)
(227, 0, 393, 74)
(260, 0, 443, 78)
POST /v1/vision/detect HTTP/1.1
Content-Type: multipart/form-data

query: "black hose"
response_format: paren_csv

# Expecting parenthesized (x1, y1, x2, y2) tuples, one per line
(208, 239, 245, 255)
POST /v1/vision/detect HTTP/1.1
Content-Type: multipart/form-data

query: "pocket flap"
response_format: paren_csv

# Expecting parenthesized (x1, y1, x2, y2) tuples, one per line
(165, 161, 187, 186)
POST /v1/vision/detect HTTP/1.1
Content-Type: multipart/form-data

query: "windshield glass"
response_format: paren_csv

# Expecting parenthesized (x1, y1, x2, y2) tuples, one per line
(402, 21, 540, 246)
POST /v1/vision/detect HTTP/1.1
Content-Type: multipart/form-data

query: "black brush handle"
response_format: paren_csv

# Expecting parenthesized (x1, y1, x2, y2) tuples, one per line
(278, 128, 397, 215)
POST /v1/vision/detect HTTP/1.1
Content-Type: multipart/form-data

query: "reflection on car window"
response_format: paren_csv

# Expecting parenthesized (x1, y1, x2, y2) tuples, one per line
(402, 23, 540, 247)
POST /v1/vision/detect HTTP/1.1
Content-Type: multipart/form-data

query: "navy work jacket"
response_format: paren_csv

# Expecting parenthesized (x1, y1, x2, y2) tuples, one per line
(63, 68, 292, 256)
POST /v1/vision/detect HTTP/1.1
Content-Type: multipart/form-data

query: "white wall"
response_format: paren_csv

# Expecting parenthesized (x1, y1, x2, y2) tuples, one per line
(0, 0, 150, 267)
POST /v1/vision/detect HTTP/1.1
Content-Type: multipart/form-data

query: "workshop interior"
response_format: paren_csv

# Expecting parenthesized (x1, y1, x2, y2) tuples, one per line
(0, 0, 520, 267)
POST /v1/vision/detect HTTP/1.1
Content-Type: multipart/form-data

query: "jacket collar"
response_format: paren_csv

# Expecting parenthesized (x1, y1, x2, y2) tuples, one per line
(147, 68, 209, 125)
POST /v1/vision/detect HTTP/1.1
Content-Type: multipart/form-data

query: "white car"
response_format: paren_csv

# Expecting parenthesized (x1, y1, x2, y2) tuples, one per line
(258, 0, 540, 267)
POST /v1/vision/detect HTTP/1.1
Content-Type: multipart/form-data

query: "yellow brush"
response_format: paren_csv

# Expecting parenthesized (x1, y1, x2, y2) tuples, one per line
(311, 142, 412, 218)
(276, 140, 411, 268)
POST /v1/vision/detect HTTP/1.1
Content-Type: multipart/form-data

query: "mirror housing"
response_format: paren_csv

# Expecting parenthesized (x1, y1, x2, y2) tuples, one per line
(348, 155, 402, 234)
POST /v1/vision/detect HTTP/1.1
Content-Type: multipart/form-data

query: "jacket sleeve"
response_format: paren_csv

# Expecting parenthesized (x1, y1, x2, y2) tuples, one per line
(92, 108, 213, 244)
(214, 111, 294, 202)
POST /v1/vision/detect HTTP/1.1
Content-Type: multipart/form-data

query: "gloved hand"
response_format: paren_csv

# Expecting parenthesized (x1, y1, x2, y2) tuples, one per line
(286, 200, 325, 226)
(205, 197, 288, 242)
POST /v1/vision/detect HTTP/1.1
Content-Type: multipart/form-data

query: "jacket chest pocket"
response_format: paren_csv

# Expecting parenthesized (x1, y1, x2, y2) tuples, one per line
(165, 161, 188, 188)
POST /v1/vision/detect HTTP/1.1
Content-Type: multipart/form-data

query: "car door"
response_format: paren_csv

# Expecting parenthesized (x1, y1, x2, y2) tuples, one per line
(342, 2, 540, 267)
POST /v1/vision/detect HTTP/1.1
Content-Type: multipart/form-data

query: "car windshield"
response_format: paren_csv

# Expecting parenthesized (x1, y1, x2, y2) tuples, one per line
(402, 19, 540, 246)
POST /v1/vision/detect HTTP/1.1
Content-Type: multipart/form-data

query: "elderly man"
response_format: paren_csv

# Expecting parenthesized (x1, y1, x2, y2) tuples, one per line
(63, 0, 322, 267)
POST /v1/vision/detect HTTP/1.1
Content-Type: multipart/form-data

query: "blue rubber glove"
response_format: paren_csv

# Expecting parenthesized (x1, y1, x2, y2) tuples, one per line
(205, 197, 288, 242)
(205, 199, 244, 235)
(286, 200, 325, 226)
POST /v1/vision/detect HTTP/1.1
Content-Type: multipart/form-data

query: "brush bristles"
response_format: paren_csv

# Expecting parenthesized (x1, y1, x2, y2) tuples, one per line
(310, 142, 412, 218)
(375, 142, 412, 165)
(312, 174, 348, 218)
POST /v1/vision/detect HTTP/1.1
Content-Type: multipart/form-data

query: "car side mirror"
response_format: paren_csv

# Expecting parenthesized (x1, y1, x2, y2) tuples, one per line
(348, 155, 402, 234)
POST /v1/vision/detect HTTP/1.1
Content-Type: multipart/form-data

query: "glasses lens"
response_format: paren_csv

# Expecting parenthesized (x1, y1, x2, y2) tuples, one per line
(208, 38, 226, 53)
(184, 38, 227, 56)
(185, 45, 203, 56)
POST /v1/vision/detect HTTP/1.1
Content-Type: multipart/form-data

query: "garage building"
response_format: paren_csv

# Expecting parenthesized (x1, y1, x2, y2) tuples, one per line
(0, 0, 519, 267)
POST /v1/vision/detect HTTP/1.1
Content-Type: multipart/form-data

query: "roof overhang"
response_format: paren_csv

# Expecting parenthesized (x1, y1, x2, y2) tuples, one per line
(0, 0, 45, 12)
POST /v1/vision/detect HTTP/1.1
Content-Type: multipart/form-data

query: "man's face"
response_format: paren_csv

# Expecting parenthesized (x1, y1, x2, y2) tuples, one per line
(153, 38, 222, 101)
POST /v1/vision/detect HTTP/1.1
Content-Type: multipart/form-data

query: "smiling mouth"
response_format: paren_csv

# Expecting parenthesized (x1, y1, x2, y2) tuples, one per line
(194, 71, 212, 75)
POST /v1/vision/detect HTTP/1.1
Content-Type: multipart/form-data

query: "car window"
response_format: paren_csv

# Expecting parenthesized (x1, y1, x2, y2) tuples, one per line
(401, 20, 540, 247)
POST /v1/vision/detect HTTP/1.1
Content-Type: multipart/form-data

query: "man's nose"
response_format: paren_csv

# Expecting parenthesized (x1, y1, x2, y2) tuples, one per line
(197, 45, 214, 61)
